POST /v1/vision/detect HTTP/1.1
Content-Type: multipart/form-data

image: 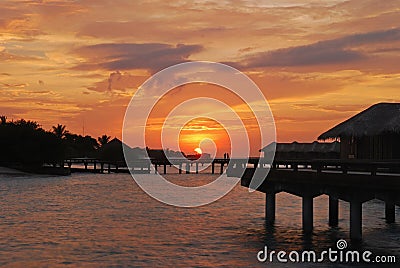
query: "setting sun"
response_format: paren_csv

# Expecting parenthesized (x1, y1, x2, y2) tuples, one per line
(194, 147, 202, 155)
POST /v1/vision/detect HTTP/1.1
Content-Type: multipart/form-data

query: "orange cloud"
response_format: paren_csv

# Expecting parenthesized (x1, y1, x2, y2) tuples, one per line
(72, 43, 203, 73)
(87, 71, 147, 92)
(229, 28, 400, 69)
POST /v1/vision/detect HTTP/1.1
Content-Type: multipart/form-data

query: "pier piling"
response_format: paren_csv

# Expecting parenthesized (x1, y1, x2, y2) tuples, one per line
(329, 196, 339, 227)
(385, 201, 395, 223)
(302, 195, 313, 233)
(265, 192, 276, 225)
(350, 200, 362, 241)
(186, 162, 190, 174)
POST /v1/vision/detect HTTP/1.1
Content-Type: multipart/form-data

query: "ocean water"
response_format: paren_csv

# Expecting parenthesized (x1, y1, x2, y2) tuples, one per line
(0, 170, 399, 267)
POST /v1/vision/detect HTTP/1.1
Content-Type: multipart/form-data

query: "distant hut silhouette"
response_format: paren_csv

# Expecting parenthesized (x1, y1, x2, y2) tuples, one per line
(97, 138, 146, 163)
(97, 138, 125, 162)
(260, 141, 339, 160)
(319, 103, 400, 159)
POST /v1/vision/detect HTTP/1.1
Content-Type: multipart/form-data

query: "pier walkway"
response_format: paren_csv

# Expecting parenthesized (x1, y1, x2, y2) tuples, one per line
(63, 158, 230, 174)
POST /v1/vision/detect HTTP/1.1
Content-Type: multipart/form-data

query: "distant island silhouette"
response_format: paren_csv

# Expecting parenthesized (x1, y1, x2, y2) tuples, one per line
(0, 115, 200, 175)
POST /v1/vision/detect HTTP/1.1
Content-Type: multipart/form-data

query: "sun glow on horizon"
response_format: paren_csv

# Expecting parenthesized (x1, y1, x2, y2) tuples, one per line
(178, 118, 231, 157)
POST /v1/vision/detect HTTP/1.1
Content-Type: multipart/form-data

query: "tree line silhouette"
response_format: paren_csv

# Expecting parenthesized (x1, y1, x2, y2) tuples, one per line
(0, 116, 112, 168)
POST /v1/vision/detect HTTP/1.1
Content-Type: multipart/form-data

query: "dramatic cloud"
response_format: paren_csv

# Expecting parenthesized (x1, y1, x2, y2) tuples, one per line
(72, 43, 203, 73)
(87, 71, 147, 92)
(233, 28, 400, 68)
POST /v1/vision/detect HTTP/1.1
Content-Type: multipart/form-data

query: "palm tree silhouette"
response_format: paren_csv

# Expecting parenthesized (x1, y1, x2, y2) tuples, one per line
(15, 119, 41, 129)
(52, 124, 69, 139)
(0, 115, 6, 125)
(98, 134, 111, 147)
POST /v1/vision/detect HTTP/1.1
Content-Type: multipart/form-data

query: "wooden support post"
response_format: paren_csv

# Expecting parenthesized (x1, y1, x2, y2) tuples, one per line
(316, 163, 322, 173)
(371, 164, 377, 176)
(100, 163, 104, 173)
(154, 164, 158, 174)
(385, 202, 395, 224)
(196, 162, 199, 174)
(94, 161, 97, 172)
(302, 196, 313, 233)
(186, 162, 190, 174)
(329, 196, 339, 227)
(212, 162, 215, 174)
(265, 192, 276, 225)
(115, 164, 119, 173)
(84, 161, 88, 170)
(293, 163, 298, 172)
(163, 164, 167, 174)
(220, 163, 224, 174)
(350, 200, 362, 241)
(342, 164, 348, 174)
(108, 163, 111, 174)
(179, 164, 182, 174)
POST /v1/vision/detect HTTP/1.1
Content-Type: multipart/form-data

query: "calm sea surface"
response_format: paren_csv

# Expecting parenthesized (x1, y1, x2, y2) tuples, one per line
(0, 170, 399, 267)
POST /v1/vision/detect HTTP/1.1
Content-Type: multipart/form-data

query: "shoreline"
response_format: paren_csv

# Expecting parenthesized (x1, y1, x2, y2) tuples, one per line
(0, 165, 71, 177)
(0, 166, 31, 178)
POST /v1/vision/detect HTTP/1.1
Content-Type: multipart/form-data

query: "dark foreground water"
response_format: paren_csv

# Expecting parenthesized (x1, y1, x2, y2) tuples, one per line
(0, 171, 399, 267)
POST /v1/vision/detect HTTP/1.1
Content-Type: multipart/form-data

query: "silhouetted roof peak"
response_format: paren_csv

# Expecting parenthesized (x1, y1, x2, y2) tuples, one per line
(319, 102, 400, 139)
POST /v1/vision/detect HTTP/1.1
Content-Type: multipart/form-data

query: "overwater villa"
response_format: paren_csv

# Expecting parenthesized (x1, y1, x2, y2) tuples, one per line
(319, 103, 400, 160)
(260, 141, 340, 160)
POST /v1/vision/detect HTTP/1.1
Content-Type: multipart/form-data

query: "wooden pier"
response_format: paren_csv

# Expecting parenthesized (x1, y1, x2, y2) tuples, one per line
(64, 158, 132, 174)
(63, 158, 230, 175)
(227, 158, 400, 241)
(152, 158, 229, 175)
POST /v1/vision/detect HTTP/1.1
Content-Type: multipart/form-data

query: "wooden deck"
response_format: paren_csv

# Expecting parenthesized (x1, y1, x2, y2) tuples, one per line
(226, 158, 400, 241)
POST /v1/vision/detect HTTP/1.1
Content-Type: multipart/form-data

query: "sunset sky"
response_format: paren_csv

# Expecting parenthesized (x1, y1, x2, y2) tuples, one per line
(1, 0, 399, 155)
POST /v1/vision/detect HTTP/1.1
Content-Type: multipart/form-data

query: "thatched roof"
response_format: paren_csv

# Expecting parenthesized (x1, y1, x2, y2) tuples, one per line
(260, 141, 339, 153)
(318, 103, 400, 140)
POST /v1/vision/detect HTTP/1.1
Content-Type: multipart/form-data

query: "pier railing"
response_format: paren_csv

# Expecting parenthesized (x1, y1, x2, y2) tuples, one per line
(227, 158, 400, 177)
